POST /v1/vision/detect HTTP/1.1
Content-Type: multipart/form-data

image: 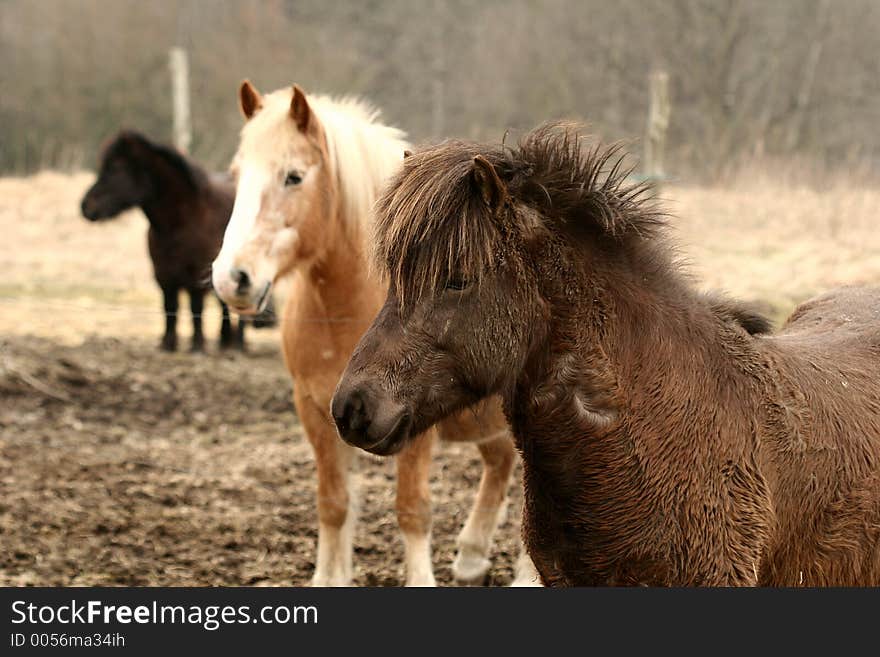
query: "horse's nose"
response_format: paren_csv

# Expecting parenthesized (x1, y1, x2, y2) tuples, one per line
(331, 387, 373, 448)
(229, 267, 251, 296)
(80, 197, 95, 220)
(331, 382, 411, 454)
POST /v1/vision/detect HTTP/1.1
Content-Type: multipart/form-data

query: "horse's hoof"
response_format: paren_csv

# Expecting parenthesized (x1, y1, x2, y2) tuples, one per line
(189, 341, 205, 354)
(405, 573, 437, 587)
(159, 338, 177, 352)
(311, 574, 351, 587)
(452, 554, 491, 585)
(510, 574, 543, 587)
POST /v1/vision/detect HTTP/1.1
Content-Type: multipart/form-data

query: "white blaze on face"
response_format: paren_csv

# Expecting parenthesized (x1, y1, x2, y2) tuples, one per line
(212, 163, 270, 301)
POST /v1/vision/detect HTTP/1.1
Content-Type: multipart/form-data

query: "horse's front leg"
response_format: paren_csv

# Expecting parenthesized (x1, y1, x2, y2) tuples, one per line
(510, 527, 543, 587)
(452, 434, 515, 584)
(395, 431, 436, 586)
(188, 288, 205, 352)
(160, 285, 179, 352)
(219, 300, 234, 349)
(235, 315, 246, 351)
(297, 392, 358, 587)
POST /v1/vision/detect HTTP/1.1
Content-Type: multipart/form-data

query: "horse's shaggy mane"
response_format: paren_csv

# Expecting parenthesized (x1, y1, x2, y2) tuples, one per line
(103, 130, 208, 191)
(374, 122, 666, 305)
(308, 95, 409, 234)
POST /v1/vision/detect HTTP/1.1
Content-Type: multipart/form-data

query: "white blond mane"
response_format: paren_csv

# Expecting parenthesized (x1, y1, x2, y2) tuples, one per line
(235, 87, 409, 236)
(310, 94, 410, 231)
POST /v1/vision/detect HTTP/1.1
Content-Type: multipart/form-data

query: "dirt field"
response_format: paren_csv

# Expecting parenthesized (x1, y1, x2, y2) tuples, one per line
(2, 171, 879, 586)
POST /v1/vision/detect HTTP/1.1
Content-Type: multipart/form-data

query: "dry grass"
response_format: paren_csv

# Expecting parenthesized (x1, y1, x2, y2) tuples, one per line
(668, 180, 880, 324)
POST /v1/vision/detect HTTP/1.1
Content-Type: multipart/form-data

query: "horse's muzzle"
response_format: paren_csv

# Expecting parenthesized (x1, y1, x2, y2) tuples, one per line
(331, 381, 412, 456)
(80, 194, 107, 221)
(212, 263, 271, 315)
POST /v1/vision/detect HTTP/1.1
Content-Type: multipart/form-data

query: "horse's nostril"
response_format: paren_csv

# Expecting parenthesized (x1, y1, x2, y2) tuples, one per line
(346, 392, 368, 432)
(332, 389, 370, 439)
(230, 267, 251, 295)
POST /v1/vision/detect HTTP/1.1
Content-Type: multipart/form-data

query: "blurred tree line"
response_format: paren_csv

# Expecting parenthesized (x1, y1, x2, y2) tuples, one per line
(1, 0, 878, 181)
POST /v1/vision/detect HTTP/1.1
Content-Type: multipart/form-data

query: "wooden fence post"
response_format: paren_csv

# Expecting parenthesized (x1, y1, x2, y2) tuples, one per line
(169, 47, 192, 154)
(644, 70, 670, 180)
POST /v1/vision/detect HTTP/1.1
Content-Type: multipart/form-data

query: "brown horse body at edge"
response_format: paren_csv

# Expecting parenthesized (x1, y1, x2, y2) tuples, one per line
(332, 123, 880, 586)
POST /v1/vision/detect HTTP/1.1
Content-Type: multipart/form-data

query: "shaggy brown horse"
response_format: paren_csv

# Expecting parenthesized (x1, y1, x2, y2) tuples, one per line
(81, 131, 268, 351)
(332, 123, 880, 586)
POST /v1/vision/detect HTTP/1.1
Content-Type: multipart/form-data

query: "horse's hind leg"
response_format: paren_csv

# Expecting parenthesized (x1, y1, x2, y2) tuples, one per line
(396, 431, 436, 586)
(188, 288, 205, 352)
(160, 285, 179, 352)
(452, 434, 516, 584)
(298, 392, 358, 587)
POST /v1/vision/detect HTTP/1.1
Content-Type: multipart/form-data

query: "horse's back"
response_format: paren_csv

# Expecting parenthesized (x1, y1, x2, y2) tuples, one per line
(776, 285, 880, 352)
(770, 285, 880, 419)
(759, 285, 880, 585)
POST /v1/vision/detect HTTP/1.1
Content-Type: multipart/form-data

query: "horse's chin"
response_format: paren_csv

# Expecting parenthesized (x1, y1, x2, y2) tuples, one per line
(255, 281, 272, 314)
(83, 210, 118, 222)
(228, 281, 272, 316)
(361, 413, 414, 457)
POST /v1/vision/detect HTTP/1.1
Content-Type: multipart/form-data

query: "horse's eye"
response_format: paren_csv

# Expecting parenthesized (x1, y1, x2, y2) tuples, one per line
(284, 171, 303, 186)
(445, 279, 468, 291)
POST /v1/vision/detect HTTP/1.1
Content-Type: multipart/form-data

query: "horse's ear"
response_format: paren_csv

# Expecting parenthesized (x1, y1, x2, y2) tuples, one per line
(290, 84, 312, 134)
(239, 80, 262, 120)
(403, 150, 413, 159)
(472, 155, 507, 209)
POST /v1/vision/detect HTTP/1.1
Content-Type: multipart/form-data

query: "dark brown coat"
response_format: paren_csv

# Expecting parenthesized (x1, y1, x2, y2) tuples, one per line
(80, 131, 266, 351)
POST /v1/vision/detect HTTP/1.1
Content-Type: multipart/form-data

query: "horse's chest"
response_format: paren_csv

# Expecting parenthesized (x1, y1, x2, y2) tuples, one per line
(523, 504, 669, 586)
(520, 452, 672, 586)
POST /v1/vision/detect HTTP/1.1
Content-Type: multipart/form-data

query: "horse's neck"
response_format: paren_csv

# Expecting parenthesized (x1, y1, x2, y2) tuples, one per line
(139, 162, 202, 232)
(512, 261, 765, 583)
(516, 258, 750, 454)
(295, 221, 379, 322)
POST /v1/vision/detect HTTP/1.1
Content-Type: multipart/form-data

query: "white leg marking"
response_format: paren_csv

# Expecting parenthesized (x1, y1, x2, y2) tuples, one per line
(510, 543, 543, 587)
(312, 461, 359, 587)
(402, 531, 436, 587)
(453, 496, 508, 584)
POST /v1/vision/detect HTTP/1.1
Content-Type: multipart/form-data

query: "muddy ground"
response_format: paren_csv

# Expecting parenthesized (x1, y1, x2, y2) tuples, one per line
(0, 335, 524, 586)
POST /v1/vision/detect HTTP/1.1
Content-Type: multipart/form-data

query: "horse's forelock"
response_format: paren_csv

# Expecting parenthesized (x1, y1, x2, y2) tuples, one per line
(375, 144, 500, 308)
(233, 88, 409, 243)
(375, 123, 671, 308)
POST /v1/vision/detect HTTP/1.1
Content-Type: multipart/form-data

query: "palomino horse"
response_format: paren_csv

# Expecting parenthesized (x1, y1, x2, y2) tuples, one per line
(333, 123, 880, 586)
(80, 131, 269, 351)
(211, 82, 538, 586)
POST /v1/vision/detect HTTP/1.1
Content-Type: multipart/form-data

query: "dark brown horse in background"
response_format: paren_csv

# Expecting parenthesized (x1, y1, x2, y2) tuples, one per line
(81, 131, 270, 351)
(332, 123, 880, 586)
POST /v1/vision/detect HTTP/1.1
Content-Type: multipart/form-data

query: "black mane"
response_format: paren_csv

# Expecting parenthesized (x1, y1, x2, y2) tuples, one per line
(103, 130, 208, 191)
